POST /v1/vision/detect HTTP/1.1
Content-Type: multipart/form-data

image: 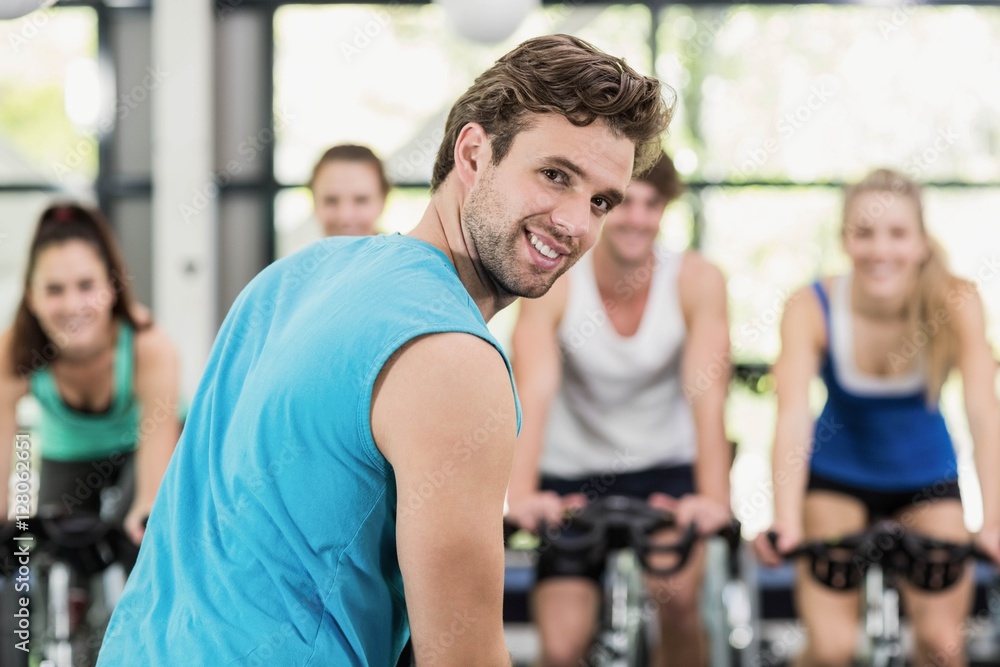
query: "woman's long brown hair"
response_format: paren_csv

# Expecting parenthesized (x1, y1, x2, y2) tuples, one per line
(9, 203, 147, 378)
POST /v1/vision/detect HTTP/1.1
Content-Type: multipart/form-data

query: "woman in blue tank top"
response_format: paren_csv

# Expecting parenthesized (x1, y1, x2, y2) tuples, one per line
(0, 203, 181, 552)
(757, 169, 1000, 666)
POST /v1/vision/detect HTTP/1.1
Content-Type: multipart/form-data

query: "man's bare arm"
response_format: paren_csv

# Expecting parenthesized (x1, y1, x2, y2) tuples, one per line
(372, 332, 516, 667)
(128, 325, 181, 543)
(506, 281, 568, 530)
(679, 254, 732, 512)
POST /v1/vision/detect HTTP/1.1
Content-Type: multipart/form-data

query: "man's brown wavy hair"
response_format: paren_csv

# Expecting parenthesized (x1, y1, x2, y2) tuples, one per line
(431, 34, 672, 191)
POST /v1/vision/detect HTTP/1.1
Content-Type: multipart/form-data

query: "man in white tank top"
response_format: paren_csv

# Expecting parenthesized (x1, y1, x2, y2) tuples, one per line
(508, 152, 733, 667)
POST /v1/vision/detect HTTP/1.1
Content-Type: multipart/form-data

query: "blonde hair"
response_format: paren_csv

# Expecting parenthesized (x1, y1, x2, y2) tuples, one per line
(843, 168, 961, 404)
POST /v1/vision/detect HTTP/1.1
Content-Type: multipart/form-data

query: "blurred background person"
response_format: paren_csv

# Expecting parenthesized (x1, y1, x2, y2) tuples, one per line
(311, 144, 390, 238)
(508, 152, 733, 667)
(0, 203, 181, 548)
(279, 144, 390, 255)
(756, 169, 1000, 666)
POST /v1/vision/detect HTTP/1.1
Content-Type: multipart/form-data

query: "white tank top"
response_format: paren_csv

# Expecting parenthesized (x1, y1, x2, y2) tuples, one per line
(540, 247, 696, 478)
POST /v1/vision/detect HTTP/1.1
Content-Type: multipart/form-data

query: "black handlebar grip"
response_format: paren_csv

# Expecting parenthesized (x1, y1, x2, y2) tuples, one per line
(766, 530, 779, 549)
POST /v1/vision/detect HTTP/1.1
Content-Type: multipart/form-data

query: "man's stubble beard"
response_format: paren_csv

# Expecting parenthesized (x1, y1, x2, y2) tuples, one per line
(463, 176, 581, 300)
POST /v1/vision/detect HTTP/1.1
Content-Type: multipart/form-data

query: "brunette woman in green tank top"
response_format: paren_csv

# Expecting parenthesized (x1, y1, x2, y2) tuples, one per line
(0, 203, 180, 549)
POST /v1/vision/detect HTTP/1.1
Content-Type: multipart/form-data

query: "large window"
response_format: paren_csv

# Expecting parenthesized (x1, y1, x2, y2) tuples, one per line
(8, 1, 996, 528)
(272, 3, 1000, 345)
(272, 3, 657, 253)
(658, 5, 1000, 184)
(0, 8, 99, 325)
(269, 2, 1000, 530)
(0, 8, 99, 184)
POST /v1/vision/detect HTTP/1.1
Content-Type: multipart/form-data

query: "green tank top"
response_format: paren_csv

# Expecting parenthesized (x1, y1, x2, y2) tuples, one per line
(30, 321, 140, 461)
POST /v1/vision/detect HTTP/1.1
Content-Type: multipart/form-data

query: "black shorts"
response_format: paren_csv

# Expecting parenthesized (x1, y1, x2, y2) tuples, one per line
(38, 450, 139, 570)
(807, 471, 961, 520)
(535, 463, 695, 584)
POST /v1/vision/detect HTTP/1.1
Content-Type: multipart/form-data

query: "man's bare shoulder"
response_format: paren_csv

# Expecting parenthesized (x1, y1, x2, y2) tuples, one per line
(679, 252, 725, 295)
(386, 332, 508, 382)
(677, 251, 727, 321)
(372, 332, 516, 460)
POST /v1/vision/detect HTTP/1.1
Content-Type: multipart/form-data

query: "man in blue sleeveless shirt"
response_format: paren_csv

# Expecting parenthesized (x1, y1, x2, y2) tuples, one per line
(98, 34, 670, 666)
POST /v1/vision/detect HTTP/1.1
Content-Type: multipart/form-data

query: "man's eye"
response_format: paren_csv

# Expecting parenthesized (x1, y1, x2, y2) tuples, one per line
(593, 198, 610, 213)
(543, 169, 564, 183)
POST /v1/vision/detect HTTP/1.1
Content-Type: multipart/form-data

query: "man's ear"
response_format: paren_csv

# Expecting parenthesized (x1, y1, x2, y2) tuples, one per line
(453, 122, 491, 190)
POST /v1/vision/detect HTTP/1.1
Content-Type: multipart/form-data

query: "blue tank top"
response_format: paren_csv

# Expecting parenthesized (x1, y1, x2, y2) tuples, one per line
(97, 235, 521, 667)
(808, 278, 957, 491)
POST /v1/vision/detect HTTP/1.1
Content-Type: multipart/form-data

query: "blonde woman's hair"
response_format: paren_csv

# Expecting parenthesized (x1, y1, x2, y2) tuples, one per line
(843, 168, 963, 404)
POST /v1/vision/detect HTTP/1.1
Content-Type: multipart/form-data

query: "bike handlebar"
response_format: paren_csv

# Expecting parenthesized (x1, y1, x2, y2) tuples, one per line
(768, 519, 993, 592)
(1, 510, 125, 577)
(522, 495, 740, 578)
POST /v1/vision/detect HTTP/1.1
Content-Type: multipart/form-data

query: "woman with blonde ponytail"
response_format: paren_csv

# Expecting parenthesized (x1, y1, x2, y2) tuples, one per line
(756, 169, 1000, 666)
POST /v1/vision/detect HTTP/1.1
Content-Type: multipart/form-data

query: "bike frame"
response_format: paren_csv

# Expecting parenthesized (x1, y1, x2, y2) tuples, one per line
(588, 547, 649, 667)
(36, 552, 125, 667)
(860, 562, 903, 667)
(705, 537, 757, 667)
(590, 537, 752, 667)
